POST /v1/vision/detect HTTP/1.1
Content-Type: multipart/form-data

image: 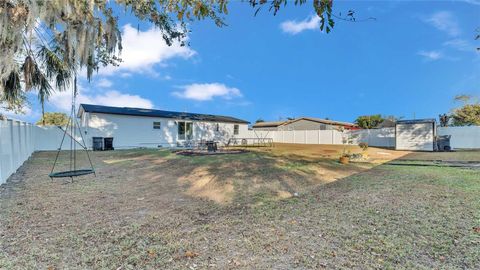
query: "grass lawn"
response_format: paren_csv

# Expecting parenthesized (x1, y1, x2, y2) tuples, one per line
(1, 148, 479, 269)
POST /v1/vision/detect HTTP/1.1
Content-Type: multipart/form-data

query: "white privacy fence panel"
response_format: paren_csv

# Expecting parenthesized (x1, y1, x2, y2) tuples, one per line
(347, 128, 396, 148)
(243, 130, 347, 145)
(0, 120, 35, 185)
(34, 126, 69, 151)
(438, 126, 480, 149)
(243, 127, 479, 149)
(305, 130, 319, 144)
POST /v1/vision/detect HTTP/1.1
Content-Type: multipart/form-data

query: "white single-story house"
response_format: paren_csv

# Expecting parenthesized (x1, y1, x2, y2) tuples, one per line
(252, 117, 358, 131)
(78, 104, 250, 149)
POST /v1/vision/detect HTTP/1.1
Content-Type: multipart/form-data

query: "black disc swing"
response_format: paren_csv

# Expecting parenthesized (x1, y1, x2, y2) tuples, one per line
(49, 76, 95, 179)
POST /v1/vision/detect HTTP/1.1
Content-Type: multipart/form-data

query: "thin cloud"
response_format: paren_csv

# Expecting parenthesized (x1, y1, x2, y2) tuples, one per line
(280, 15, 321, 35)
(49, 84, 153, 112)
(424, 11, 461, 37)
(172, 83, 242, 101)
(443, 39, 476, 52)
(459, 0, 480, 5)
(0, 106, 37, 122)
(418, 50, 443, 61)
(96, 78, 113, 88)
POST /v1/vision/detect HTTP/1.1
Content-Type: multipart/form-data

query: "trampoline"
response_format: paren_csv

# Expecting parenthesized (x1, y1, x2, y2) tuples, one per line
(50, 76, 95, 180)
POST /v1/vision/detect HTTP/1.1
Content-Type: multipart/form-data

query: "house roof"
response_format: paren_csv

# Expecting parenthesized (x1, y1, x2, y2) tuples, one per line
(286, 117, 356, 127)
(396, 119, 436, 125)
(78, 104, 249, 124)
(252, 121, 286, 128)
(252, 117, 356, 128)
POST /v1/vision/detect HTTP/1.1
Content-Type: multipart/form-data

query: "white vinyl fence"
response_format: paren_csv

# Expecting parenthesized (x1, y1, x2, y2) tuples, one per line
(2, 118, 480, 185)
(248, 128, 394, 147)
(0, 119, 35, 185)
(0, 120, 68, 185)
(348, 128, 396, 148)
(249, 127, 480, 150)
(438, 126, 480, 149)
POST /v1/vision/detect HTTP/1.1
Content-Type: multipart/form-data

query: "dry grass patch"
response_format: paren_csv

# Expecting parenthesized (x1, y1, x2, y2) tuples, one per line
(1, 148, 479, 269)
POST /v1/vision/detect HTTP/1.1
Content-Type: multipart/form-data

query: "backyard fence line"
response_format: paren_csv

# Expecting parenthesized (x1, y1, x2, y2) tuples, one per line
(247, 127, 480, 149)
(0, 119, 35, 185)
(437, 126, 480, 149)
(246, 129, 394, 147)
(2, 119, 480, 185)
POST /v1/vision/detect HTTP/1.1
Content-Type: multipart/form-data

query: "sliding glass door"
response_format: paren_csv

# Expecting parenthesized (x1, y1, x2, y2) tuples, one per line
(178, 121, 193, 140)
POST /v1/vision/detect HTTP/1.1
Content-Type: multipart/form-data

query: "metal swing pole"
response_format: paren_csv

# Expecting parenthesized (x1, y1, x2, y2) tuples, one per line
(73, 76, 77, 173)
(50, 115, 72, 178)
(75, 117, 96, 177)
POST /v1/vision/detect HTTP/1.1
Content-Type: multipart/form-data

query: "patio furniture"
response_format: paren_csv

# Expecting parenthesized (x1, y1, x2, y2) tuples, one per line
(206, 141, 218, 152)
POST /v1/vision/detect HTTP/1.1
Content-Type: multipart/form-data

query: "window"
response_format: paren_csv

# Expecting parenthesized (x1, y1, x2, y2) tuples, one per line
(319, 124, 327, 130)
(178, 121, 193, 140)
(153, 122, 161, 129)
(234, 124, 239, 135)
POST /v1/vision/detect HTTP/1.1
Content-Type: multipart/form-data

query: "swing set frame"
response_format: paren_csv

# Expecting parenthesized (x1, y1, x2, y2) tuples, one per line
(49, 76, 95, 179)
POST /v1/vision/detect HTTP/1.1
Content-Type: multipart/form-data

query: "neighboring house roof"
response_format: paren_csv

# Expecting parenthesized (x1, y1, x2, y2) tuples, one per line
(284, 117, 357, 127)
(78, 104, 250, 124)
(252, 117, 357, 128)
(252, 121, 286, 128)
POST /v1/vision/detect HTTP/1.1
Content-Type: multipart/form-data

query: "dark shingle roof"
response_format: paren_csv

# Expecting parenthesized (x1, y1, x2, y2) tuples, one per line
(79, 104, 249, 124)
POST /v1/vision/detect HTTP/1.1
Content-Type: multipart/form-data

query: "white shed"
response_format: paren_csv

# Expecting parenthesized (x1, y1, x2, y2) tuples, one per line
(395, 119, 436, 151)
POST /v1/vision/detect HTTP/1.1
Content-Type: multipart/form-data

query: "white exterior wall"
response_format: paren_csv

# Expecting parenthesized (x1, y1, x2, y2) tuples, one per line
(81, 112, 249, 149)
(396, 123, 435, 151)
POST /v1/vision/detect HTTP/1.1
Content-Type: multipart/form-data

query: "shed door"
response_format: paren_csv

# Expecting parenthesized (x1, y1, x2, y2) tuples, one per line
(396, 123, 434, 151)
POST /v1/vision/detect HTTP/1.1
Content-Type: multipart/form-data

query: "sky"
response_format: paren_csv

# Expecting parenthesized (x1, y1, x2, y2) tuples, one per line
(5, 0, 480, 124)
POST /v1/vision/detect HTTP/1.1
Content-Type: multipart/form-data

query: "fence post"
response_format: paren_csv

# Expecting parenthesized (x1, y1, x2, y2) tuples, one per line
(23, 122, 28, 161)
(9, 120, 14, 176)
(0, 120, 3, 184)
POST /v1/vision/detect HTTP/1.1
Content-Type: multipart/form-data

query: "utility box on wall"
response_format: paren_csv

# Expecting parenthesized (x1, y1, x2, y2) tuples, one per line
(395, 119, 436, 151)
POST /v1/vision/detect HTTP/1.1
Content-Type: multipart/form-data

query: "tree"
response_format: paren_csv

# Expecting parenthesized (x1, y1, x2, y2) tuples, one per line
(354, 114, 384, 129)
(255, 118, 265, 123)
(1, 0, 357, 114)
(448, 95, 480, 126)
(36, 112, 69, 126)
(451, 104, 480, 126)
(439, 113, 450, 127)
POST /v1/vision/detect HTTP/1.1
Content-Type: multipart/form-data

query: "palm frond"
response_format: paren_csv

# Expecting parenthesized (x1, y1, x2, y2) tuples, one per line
(37, 45, 73, 91)
(1, 69, 23, 104)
